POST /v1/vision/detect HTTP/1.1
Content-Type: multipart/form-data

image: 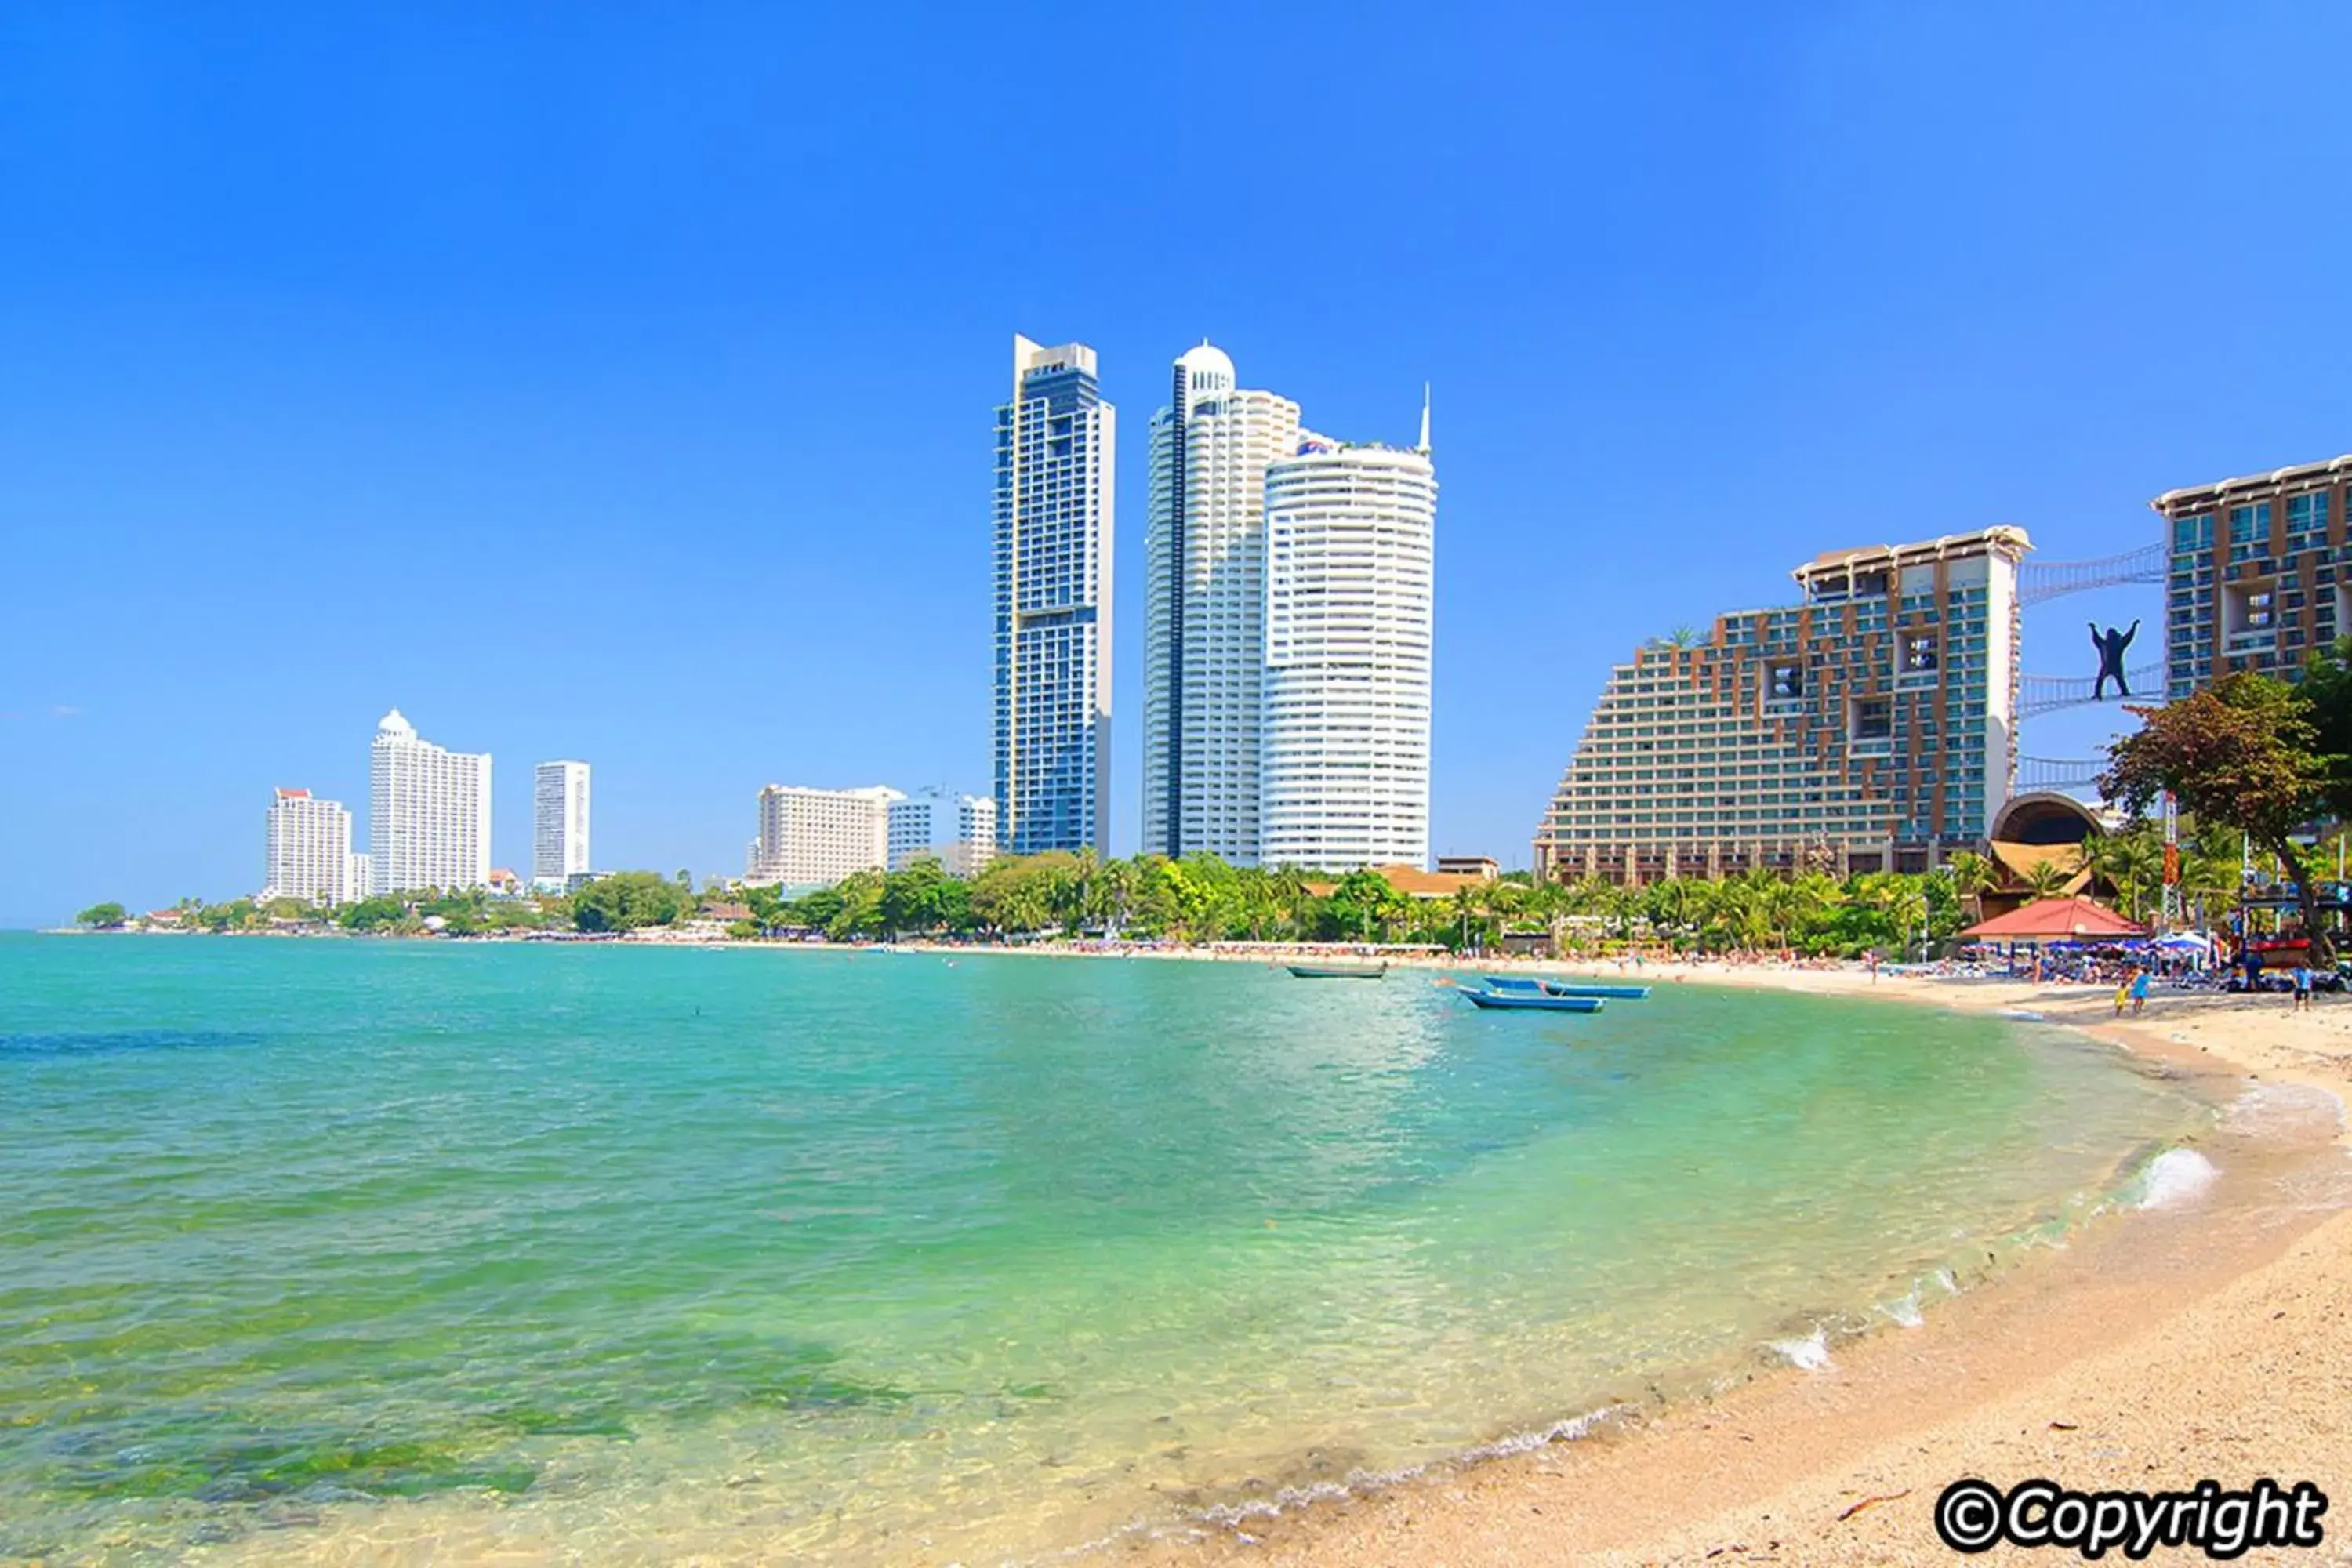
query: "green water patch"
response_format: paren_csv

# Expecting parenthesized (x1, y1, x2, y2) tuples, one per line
(38, 1413, 537, 1503)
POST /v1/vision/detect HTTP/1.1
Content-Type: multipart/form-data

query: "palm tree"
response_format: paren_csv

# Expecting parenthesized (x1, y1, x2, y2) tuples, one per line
(1944, 851, 1998, 926)
(2086, 829, 2162, 923)
(2020, 853, 2081, 902)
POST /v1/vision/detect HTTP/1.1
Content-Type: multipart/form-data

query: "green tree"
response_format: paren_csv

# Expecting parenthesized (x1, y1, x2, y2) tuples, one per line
(2103, 673, 2333, 961)
(2020, 854, 2080, 902)
(74, 902, 127, 929)
(572, 871, 694, 933)
(1943, 851, 1997, 926)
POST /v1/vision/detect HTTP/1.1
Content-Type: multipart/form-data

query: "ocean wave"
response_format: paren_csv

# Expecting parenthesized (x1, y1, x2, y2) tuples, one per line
(2131, 1147, 2220, 1210)
(1768, 1327, 1833, 1370)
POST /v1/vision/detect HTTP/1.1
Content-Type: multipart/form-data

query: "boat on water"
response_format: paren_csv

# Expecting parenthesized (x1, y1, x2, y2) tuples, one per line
(1457, 987, 1603, 1012)
(1286, 963, 1388, 980)
(1474, 975, 1650, 1001)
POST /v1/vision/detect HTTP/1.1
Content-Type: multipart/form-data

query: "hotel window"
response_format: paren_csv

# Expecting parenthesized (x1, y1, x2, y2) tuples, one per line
(2288, 492, 2332, 546)
(1767, 663, 1803, 701)
(1850, 699, 1893, 745)
(2228, 503, 2271, 562)
(1900, 633, 1938, 681)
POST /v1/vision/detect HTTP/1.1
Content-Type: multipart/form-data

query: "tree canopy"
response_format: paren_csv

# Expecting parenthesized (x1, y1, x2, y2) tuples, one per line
(74, 902, 126, 928)
(2102, 670, 2334, 960)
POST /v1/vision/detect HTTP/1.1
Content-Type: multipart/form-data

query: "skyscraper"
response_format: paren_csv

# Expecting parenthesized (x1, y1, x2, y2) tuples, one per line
(1258, 413, 1439, 873)
(532, 760, 592, 891)
(994, 335, 1115, 855)
(368, 709, 492, 895)
(263, 788, 358, 906)
(1142, 343, 1303, 862)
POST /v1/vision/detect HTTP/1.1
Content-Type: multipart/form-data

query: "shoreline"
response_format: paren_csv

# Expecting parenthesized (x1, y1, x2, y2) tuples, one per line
(1121, 967, 2352, 1566)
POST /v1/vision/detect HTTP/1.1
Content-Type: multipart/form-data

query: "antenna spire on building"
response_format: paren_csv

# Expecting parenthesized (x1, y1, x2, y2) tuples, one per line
(1417, 383, 1432, 453)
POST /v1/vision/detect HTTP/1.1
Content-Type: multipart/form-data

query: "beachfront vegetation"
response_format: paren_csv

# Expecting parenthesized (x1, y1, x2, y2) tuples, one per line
(731, 851, 1980, 958)
(571, 871, 695, 933)
(73, 902, 126, 929)
(2102, 669, 2334, 961)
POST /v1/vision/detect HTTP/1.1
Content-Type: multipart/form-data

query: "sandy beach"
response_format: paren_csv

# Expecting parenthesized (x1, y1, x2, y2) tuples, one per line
(1124, 964, 2352, 1566)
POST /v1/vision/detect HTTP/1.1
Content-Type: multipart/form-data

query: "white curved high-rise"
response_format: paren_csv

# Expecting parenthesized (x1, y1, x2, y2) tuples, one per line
(1142, 343, 1302, 862)
(1260, 433, 1437, 872)
(368, 709, 492, 895)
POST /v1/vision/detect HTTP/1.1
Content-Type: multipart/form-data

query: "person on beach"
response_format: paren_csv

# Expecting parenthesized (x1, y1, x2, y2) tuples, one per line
(2129, 966, 2151, 1016)
(2294, 961, 2315, 1011)
(2114, 973, 2132, 1016)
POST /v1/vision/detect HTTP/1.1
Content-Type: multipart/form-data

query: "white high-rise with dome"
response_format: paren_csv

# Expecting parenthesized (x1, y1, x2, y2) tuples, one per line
(1142, 343, 1305, 862)
(368, 709, 492, 895)
(1142, 343, 1436, 871)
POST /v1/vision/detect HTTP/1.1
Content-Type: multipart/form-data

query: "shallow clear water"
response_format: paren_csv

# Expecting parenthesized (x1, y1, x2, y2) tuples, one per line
(0, 935, 2208, 1562)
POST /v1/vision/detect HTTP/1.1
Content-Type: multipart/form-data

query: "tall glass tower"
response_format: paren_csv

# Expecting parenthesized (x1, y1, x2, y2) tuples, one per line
(993, 336, 1116, 855)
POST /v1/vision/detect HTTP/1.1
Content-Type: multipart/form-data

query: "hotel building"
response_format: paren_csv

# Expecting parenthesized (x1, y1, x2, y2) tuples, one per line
(1258, 423, 1438, 873)
(368, 709, 492, 895)
(887, 786, 998, 877)
(749, 784, 902, 888)
(1142, 343, 1305, 863)
(2155, 454, 2352, 699)
(1531, 528, 2029, 885)
(994, 336, 1115, 855)
(263, 788, 359, 906)
(532, 760, 592, 891)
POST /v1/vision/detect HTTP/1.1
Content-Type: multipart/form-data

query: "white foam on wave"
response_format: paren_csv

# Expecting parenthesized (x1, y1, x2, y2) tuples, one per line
(2133, 1147, 2220, 1210)
(1769, 1327, 1833, 1370)
(1878, 1290, 1925, 1328)
(1178, 1405, 1621, 1534)
(2225, 1081, 2348, 1138)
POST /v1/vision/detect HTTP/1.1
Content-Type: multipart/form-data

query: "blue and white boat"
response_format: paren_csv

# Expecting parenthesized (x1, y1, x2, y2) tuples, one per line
(1456, 985, 1604, 1013)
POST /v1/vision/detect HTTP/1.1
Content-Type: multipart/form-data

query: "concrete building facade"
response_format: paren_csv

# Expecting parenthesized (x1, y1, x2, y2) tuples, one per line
(263, 788, 358, 906)
(1258, 432, 1438, 872)
(887, 787, 999, 877)
(1142, 343, 1305, 862)
(368, 709, 492, 895)
(2155, 454, 2352, 699)
(1532, 528, 2029, 884)
(749, 784, 902, 889)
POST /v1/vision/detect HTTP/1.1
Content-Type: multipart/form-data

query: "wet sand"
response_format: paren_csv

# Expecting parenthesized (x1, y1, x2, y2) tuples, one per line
(1132, 969, 2352, 1566)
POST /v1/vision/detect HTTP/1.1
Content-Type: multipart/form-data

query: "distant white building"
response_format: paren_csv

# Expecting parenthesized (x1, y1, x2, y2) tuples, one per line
(887, 787, 999, 877)
(532, 760, 592, 890)
(1259, 423, 1437, 872)
(349, 851, 373, 902)
(749, 784, 902, 889)
(263, 788, 358, 906)
(368, 709, 492, 895)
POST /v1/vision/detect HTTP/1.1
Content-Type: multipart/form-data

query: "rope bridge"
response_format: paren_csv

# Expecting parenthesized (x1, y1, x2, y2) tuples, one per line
(2018, 543, 2166, 607)
(2017, 663, 2163, 719)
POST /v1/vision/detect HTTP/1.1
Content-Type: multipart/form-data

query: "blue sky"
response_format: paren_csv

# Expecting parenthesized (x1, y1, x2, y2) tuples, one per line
(4, 3, 2349, 924)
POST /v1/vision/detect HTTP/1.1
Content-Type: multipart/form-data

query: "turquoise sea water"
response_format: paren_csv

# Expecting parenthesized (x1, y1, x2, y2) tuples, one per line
(0, 935, 2208, 1563)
